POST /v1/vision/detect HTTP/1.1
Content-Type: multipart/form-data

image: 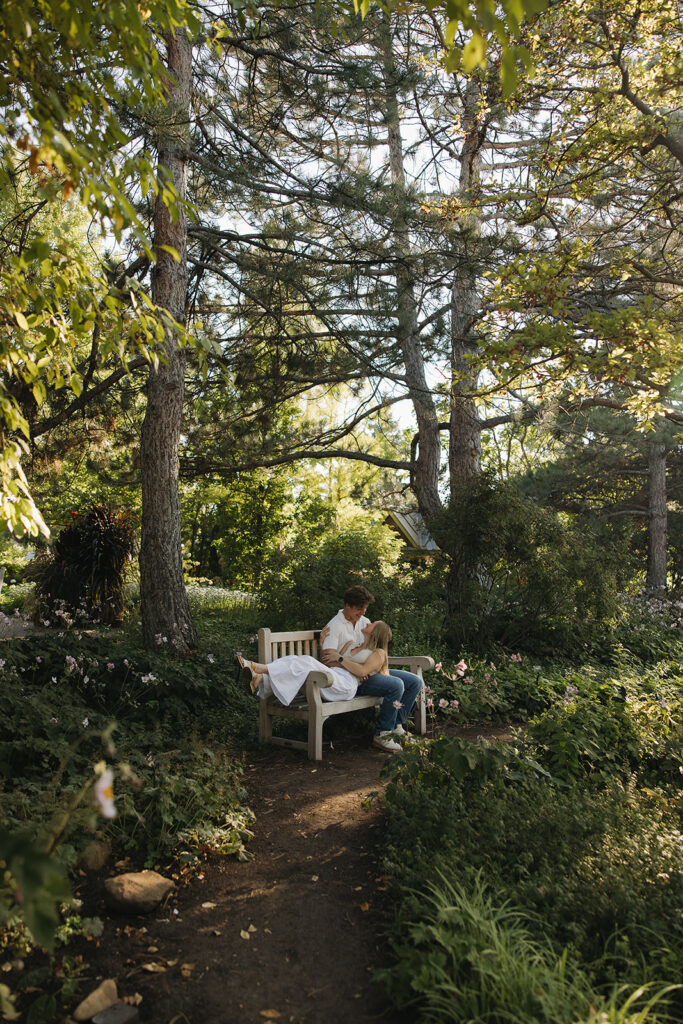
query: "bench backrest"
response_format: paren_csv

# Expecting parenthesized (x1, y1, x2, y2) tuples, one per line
(258, 627, 322, 665)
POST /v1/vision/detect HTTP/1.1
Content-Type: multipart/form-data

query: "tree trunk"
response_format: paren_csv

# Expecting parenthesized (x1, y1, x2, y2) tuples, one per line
(379, 15, 442, 521)
(139, 28, 198, 651)
(444, 76, 486, 639)
(449, 76, 483, 494)
(646, 441, 667, 592)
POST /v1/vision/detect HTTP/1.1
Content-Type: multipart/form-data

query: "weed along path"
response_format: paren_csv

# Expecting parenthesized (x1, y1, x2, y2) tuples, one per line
(74, 736, 411, 1024)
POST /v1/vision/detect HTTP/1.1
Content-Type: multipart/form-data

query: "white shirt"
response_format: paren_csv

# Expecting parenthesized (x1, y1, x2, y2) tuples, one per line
(322, 609, 370, 652)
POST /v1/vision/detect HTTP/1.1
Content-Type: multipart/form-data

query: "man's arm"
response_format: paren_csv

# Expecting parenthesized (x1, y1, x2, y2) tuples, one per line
(321, 620, 341, 650)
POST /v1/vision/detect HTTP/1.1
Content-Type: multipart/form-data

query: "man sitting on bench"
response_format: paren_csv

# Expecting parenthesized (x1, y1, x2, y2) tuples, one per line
(319, 585, 423, 753)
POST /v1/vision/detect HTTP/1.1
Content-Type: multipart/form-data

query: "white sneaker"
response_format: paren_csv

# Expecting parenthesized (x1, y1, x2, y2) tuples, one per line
(393, 724, 406, 735)
(373, 732, 402, 753)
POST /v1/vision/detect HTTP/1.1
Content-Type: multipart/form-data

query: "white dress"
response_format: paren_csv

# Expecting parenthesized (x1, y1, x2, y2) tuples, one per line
(258, 648, 374, 707)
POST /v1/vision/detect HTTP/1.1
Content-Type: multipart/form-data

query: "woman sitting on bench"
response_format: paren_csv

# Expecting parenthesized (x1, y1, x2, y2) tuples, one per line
(238, 621, 422, 752)
(238, 621, 391, 705)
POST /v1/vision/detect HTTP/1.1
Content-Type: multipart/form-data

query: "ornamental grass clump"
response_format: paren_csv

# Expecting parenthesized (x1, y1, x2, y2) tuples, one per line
(28, 504, 135, 626)
(380, 872, 675, 1024)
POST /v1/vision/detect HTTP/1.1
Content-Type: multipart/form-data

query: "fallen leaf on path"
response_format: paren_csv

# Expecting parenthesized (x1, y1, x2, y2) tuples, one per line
(240, 930, 250, 940)
(264, 928, 272, 934)
(180, 963, 195, 977)
(359, 902, 370, 912)
(283, 794, 290, 800)
(201, 902, 217, 909)
(212, 929, 222, 936)
(354, 886, 363, 891)
(311, 876, 319, 883)
(141, 962, 166, 973)
(146, 946, 158, 953)
(122, 994, 143, 1006)
(248, 924, 257, 933)
(166, 959, 178, 967)
(259, 1012, 281, 1020)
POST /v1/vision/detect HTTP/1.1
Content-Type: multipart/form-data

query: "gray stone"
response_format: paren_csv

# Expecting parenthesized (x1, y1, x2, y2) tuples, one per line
(73, 979, 118, 1021)
(78, 837, 112, 872)
(92, 1003, 140, 1024)
(104, 870, 174, 913)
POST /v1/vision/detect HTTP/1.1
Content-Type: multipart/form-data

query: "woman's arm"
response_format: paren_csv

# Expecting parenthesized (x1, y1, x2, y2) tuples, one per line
(321, 648, 384, 678)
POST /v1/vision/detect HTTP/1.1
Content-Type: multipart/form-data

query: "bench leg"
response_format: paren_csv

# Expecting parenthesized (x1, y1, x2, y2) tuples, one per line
(259, 699, 272, 744)
(308, 711, 323, 761)
(414, 670, 427, 735)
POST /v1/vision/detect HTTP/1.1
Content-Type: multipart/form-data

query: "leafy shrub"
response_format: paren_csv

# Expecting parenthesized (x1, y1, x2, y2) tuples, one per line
(380, 737, 683, 992)
(431, 474, 620, 655)
(597, 592, 683, 664)
(258, 502, 402, 628)
(425, 654, 562, 724)
(526, 682, 642, 782)
(28, 504, 136, 625)
(378, 871, 675, 1024)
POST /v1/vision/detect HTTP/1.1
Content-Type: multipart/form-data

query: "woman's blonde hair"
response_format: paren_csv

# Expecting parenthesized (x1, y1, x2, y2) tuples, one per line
(366, 620, 392, 652)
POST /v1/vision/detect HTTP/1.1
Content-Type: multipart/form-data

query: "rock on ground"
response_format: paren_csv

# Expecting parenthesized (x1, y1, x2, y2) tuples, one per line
(104, 871, 174, 914)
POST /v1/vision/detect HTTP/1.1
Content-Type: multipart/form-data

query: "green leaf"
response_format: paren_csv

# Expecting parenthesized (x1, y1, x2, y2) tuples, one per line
(462, 31, 485, 72)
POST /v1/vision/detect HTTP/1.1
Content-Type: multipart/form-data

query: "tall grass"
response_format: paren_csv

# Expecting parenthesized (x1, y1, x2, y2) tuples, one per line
(384, 873, 676, 1024)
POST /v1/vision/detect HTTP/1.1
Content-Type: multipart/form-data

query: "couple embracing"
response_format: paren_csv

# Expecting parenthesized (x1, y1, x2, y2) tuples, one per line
(239, 585, 422, 752)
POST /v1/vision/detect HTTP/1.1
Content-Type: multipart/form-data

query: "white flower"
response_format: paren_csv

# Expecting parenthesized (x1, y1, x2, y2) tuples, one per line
(94, 769, 117, 819)
(82, 717, 89, 727)
(207, 653, 215, 664)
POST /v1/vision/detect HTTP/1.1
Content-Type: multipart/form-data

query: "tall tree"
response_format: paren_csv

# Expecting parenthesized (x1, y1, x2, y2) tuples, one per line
(139, 27, 198, 650)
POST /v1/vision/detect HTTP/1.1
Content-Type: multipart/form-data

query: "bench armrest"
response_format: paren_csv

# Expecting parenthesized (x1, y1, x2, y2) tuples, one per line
(305, 669, 334, 688)
(387, 655, 435, 671)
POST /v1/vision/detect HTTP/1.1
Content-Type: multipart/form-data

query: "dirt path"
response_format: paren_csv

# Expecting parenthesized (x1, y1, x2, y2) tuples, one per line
(75, 734, 409, 1024)
(74, 724, 515, 1024)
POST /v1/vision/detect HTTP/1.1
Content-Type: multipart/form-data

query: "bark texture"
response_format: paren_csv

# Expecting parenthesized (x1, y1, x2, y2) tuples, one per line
(646, 442, 667, 591)
(379, 16, 442, 522)
(449, 76, 483, 493)
(139, 29, 198, 651)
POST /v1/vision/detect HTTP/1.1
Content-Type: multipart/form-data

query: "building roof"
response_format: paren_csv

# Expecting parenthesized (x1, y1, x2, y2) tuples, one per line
(384, 510, 439, 552)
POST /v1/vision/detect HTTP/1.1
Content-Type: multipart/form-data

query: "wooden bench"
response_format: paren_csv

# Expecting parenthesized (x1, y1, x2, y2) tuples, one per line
(257, 627, 434, 760)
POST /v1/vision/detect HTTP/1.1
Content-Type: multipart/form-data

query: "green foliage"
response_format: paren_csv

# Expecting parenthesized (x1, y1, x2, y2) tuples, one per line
(28, 504, 136, 624)
(526, 682, 642, 783)
(0, 831, 71, 953)
(0, 592, 261, 954)
(436, 474, 620, 654)
(378, 870, 676, 1024)
(379, 678, 683, 1015)
(600, 593, 683, 664)
(257, 499, 402, 628)
(0, 0, 201, 537)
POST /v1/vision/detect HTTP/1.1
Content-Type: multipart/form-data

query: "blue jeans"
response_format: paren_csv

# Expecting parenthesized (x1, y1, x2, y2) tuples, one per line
(357, 669, 423, 733)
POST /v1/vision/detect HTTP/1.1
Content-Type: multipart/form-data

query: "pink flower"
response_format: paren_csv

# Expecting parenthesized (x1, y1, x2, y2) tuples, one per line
(490, 662, 496, 671)
(463, 676, 472, 684)
(392, 700, 403, 709)
(455, 659, 467, 676)
(439, 698, 448, 708)
(435, 662, 442, 672)
(450, 700, 459, 709)
(426, 698, 434, 708)
(511, 653, 522, 663)
(484, 672, 490, 681)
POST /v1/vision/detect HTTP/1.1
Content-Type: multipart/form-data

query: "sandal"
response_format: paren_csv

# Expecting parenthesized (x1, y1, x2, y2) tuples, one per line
(237, 656, 262, 695)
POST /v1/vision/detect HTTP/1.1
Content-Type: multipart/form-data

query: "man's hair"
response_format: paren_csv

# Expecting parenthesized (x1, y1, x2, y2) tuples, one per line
(343, 585, 374, 608)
